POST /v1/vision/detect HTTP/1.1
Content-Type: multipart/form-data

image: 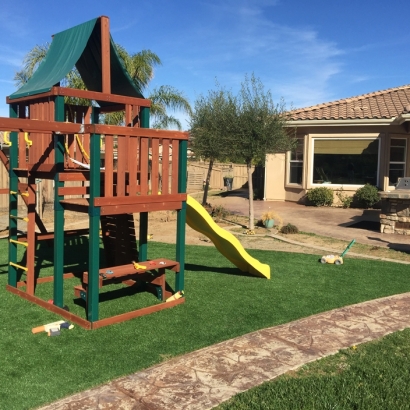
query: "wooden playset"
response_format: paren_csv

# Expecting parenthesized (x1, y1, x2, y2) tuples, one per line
(0, 16, 188, 329)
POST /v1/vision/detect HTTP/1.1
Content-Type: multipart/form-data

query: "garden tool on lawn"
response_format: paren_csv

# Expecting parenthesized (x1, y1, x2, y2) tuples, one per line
(320, 239, 356, 265)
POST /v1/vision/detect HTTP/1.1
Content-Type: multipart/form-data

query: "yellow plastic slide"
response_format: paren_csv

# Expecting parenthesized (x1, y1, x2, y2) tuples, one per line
(186, 195, 270, 279)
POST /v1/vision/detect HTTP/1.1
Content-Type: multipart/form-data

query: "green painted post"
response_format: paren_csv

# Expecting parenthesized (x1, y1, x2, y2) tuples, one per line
(139, 107, 150, 261)
(53, 96, 65, 307)
(8, 104, 18, 287)
(87, 107, 101, 322)
(175, 139, 188, 292)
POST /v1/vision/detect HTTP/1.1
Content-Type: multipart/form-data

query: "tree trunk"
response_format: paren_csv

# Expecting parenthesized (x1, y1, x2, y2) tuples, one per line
(202, 158, 214, 206)
(247, 162, 255, 230)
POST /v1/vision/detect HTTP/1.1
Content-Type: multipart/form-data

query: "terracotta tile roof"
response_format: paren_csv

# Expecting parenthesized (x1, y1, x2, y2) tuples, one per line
(289, 84, 410, 121)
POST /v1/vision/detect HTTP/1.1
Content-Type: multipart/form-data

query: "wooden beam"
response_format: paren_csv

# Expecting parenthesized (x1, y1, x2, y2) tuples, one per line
(0, 117, 188, 140)
(94, 193, 186, 207)
(100, 16, 111, 94)
(6, 285, 92, 329)
(100, 201, 183, 215)
(91, 297, 185, 329)
(7, 87, 151, 107)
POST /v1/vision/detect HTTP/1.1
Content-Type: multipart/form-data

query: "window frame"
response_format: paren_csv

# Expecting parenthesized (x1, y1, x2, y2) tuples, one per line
(388, 137, 407, 188)
(309, 135, 381, 189)
(286, 137, 304, 186)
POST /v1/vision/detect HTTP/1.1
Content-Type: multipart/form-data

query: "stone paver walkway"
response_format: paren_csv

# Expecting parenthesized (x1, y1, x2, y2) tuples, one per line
(38, 292, 410, 410)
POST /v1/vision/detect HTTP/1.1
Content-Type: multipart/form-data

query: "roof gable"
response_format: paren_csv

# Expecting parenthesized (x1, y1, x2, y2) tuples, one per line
(289, 85, 410, 121)
(9, 17, 144, 101)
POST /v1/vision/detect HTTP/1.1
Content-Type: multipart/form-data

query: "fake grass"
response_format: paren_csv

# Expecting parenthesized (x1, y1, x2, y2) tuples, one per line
(1, 238, 410, 409)
(218, 328, 410, 410)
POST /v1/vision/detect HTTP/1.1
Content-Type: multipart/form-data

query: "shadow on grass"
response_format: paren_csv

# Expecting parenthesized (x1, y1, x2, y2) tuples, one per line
(367, 236, 410, 254)
(185, 263, 252, 277)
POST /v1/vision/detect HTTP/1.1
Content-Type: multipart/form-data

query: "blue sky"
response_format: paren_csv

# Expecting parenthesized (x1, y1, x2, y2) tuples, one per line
(1, 0, 409, 129)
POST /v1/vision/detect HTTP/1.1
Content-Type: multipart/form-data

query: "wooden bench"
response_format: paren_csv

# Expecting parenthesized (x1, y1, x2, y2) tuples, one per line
(74, 258, 180, 302)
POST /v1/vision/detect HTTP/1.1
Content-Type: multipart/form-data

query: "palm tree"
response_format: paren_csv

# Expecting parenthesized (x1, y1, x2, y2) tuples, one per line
(14, 43, 191, 130)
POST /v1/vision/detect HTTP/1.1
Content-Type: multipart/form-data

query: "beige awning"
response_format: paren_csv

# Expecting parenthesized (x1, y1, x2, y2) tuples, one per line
(314, 139, 378, 155)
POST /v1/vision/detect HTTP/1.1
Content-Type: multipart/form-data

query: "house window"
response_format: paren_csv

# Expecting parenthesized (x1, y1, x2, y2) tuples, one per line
(289, 138, 303, 184)
(312, 138, 379, 185)
(389, 138, 406, 186)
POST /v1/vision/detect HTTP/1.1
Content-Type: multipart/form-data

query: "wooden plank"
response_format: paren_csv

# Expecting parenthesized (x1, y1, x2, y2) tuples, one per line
(101, 16, 111, 94)
(6, 285, 92, 330)
(140, 137, 149, 195)
(0, 149, 9, 170)
(128, 136, 138, 196)
(91, 297, 185, 329)
(104, 134, 114, 197)
(151, 138, 159, 194)
(172, 140, 179, 194)
(7, 86, 151, 108)
(117, 134, 126, 196)
(59, 171, 90, 182)
(95, 193, 186, 206)
(87, 124, 188, 140)
(29, 164, 56, 173)
(162, 140, 170, 194)
(100, 201, 183, 215)
(0, 117, 188, 140)
(17, 228, 89, 242)
(58, 186, 89, 196)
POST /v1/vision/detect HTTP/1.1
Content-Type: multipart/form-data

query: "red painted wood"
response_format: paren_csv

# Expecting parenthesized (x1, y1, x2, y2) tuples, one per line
(100, 200, 183, 215)
(95, 193, 186, 206)
(6, 286, 92, 330)
(128, 136, 138, 196)
(117, 134, 126, 196)
(161, 140, 170, 194)
(151, 138, 159, 194)
(140, 138, 149, 195)
(91, 298, 185, 329)
(104, 135, 114, 197)
(7, 87, 152, 107)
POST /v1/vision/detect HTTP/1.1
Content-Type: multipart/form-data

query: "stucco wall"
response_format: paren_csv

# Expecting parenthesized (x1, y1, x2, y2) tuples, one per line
(265, 123, 410, 202)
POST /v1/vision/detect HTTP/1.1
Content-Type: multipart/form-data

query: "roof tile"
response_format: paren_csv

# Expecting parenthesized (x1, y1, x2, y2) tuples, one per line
(289, 84, 410, 121)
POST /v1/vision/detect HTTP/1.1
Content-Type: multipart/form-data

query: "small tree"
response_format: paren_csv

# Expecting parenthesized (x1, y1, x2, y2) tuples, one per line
(233, 74, 296, 230)
(189, 86, 237, 205)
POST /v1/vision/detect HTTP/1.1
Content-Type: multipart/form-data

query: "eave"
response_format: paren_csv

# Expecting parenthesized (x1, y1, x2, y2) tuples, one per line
(286, 118, 396, 127)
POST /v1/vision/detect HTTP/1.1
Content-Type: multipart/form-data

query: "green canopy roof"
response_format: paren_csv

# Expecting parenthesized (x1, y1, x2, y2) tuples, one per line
(10, 17, 144, 101)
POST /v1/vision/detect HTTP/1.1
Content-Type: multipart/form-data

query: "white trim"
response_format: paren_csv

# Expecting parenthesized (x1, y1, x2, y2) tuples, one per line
(287, 118, 395, 127)
(309, 135, 381, 188)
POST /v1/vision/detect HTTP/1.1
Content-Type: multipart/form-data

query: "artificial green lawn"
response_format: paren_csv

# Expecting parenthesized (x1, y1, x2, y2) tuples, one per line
(218, 328, 410, 410)
(1, 237, 410, 409)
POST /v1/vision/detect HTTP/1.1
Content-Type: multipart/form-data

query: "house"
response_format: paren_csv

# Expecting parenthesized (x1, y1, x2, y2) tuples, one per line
(264, 84, 410, 202)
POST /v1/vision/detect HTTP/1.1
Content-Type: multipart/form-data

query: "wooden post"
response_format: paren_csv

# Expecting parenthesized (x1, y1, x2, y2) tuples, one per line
(100, 16, 111, 94)
(139, 107, 149, 262)
(88, 107, 101, 322)
(175, 139, 187, 292)
(53, 96, 65, 307)
(8, 104, 18, 287)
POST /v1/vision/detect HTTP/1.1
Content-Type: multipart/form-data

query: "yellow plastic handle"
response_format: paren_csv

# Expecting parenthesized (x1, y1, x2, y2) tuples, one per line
(24, 132, 33, 147)
(3, 131, 12, 146)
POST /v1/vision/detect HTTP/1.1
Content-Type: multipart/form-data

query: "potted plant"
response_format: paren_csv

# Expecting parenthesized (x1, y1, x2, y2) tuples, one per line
(260, 210, 283, 229)
(260, 211, 274, 229)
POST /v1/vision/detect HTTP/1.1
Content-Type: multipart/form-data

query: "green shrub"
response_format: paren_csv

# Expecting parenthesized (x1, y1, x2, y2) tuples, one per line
(353, 184, 380, 208)
(336, 188, 353, 209)
(211, 205, 230, 220)
(280, 223, 299, 234)
(306, 187, 334, 207)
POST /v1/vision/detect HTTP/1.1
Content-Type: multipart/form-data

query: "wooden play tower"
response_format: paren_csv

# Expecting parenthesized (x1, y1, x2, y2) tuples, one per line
(0, 16, 188, 329)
